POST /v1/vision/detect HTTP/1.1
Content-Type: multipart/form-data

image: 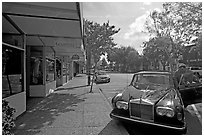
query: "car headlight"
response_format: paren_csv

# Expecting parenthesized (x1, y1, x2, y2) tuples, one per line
(156, 106, 175, 117)
(116, 101, 128, 110)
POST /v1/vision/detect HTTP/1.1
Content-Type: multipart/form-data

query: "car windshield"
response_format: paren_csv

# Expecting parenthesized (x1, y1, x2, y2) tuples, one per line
(132, 73, 171, 90)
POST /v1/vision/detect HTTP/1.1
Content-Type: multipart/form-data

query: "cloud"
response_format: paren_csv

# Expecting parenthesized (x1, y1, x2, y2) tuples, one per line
(124, 7, 162, 40)
(140, 7, 145, 10)
(153, 8, 162, 12)
(124, 11, 150, 40)
(143, 2, 152, 5)
(105, 14, 111, 18)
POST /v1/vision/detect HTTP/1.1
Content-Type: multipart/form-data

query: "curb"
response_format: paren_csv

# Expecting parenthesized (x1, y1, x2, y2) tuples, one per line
(98, 87, 112, 110)
(97, 86, 129, 135)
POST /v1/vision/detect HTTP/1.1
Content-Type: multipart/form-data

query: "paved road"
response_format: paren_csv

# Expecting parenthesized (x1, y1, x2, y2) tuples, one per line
(96, 73, 202, 135)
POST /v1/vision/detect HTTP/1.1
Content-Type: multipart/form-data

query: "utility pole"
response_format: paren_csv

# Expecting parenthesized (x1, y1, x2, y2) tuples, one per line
(87, 46, 91, 86)
(84, 34, 91, 86)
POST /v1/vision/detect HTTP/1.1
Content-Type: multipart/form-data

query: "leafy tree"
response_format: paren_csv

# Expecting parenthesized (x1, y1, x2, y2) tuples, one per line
(84, 19, 120, 89)
(143, 2, 202, 72)
(127, 50, 140, 72)
(107, 46, 140, 72)
(84, 19, 120, 66)
(163, 2, 202, 45)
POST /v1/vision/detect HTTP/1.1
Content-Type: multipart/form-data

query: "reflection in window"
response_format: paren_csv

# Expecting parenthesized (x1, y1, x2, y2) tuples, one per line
(30, 47, 43, 85)
(30, 57, 43, 84)
(45, 47, 55, 83)
(3, 34, 23, 49)
(56, 59, 62, 78)
(179, 73, 200, 86)
(137, 74, 170, 85)
(46, 58, 55, 82)
(63, 61, 67, 76)
(2, 44, 23, 98)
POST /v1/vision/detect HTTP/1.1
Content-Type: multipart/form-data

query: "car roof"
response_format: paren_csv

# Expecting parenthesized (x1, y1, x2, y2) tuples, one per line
(135, 71, 171, 75)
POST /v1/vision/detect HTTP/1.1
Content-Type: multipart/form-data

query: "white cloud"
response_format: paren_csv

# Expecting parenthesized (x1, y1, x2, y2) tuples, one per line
(153, 8, 162, 13)
(124, 11, 150, 40)
(143, 2, 152, 5)
(124, 7, 162, 40)
(105, 14, 111, 18)
(140, 7, 145, 10)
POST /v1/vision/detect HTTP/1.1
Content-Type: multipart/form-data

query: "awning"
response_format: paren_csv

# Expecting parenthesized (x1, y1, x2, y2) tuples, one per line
(2, 2, 84, 59)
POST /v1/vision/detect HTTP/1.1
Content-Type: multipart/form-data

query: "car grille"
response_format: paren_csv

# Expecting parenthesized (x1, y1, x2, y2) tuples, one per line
(130, 100, 154, 122)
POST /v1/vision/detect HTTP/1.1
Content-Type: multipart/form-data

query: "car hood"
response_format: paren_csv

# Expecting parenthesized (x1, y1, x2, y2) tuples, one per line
(121, 85, 170, 104)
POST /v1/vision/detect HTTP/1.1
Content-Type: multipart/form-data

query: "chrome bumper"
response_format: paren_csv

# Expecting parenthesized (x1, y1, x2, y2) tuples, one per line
(110, 111, 187, 131)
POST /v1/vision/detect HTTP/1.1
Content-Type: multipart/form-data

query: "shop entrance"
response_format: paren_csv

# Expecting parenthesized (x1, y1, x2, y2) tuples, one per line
(73, 61, 79, 77)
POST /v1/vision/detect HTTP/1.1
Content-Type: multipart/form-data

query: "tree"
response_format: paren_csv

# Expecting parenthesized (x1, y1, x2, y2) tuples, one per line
(143, 2, 202, 72)
(84, 19, 120, 66)
(84, 19, 120, 91)
(126, 50, 140, 72)
(107, 46, 140, 72)
(163, 2, 202, 45)
(143, 37, 172, 71)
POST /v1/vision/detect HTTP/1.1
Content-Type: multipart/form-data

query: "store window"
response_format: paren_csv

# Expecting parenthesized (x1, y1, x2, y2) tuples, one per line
(56, 58, 62, 78)
(62, 56, 67, 77)
(30, 47, 43, 85)
(3, 34, 24, 49)
(2, 44, 24, 98)
(45, 47, 55, 82)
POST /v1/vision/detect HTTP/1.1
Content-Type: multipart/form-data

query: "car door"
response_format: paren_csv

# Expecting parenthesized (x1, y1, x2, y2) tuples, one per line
(178, 73, 202, 107)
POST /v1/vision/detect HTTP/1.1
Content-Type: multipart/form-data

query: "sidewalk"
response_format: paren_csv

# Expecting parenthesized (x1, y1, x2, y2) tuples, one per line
(12, 74, 128, 135)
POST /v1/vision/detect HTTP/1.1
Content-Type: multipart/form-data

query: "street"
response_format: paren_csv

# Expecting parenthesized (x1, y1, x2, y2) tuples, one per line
(96, 73, 202, 135)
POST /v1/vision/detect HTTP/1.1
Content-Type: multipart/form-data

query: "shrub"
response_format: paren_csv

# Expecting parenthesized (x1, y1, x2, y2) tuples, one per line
(2, 100, 16, 135)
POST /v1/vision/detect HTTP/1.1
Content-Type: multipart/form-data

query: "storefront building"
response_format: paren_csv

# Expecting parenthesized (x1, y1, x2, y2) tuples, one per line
(2, 2, 85, 118)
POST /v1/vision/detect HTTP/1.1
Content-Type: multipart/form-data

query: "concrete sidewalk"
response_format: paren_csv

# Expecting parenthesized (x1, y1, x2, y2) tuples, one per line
(12, 74, 128, 135)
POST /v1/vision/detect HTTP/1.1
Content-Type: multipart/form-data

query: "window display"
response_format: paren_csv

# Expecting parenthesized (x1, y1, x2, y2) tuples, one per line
(45, 47, 55, 82)
(2, 44, 23, 98)
(46, 58, 55, 82)
(56, 58, 62, 78)
(30, 47, 43, 85)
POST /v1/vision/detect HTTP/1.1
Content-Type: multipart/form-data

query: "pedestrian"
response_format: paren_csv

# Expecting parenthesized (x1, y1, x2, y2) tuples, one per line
(173, 63, 199, 88)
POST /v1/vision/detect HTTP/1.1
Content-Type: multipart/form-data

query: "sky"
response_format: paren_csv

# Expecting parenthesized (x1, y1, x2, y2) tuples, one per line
(83, 2, 163, 54)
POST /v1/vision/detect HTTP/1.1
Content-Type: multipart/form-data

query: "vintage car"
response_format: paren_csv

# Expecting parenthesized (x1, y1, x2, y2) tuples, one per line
(94, 71, 110, 84)
(110, 71, 201, 134)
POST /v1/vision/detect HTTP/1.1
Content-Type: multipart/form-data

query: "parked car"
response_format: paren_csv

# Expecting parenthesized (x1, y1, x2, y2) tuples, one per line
(94, 71, 110, 84)
(110, 71, 201, 134)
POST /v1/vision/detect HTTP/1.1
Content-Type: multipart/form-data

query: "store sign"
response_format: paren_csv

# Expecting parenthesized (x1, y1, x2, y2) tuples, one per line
(71, 54, 80, 60)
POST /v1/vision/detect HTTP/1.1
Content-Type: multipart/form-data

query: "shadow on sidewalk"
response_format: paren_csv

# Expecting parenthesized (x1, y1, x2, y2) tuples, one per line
(55, 85, 90, 91)
(99, 120, 126, 135)
(12, 93, 86, 135)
